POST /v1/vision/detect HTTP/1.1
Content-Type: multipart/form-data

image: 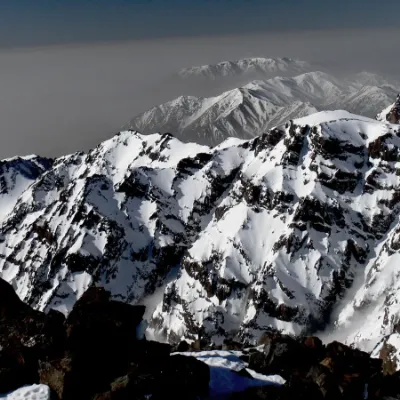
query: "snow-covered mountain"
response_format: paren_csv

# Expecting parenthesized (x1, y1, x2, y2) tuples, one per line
(124, 83, 318, 146)
(2, 110, 400, 360)
(126, 70, 399, 146)
(178, 57, 311, 80)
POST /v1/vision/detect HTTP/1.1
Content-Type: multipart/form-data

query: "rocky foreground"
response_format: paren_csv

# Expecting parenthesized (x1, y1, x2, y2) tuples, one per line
(0, 278, 400, 399)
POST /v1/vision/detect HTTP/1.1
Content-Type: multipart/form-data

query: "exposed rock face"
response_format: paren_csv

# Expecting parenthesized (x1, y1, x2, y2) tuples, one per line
(1, 110, 400, 355)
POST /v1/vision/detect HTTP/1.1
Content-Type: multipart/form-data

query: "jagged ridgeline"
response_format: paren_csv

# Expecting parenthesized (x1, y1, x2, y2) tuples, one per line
(1, 109, 400, 357)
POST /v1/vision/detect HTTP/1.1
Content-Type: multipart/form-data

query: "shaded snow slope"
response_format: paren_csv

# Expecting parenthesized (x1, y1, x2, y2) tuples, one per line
(2, 110, 400, 355)
(0, 156, 52, 222)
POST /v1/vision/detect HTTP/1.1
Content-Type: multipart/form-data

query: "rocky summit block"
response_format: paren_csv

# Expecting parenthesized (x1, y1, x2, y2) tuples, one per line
(248, 332, 324, 379)
(0, 278, 210, 399)
(0, 279, 66, 393)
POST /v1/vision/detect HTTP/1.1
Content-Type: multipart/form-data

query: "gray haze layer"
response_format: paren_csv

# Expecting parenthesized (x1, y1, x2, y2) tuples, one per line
(0, 27, 399, 159)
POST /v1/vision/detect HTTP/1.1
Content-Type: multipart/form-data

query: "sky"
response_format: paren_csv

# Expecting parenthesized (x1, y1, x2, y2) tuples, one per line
(0, 0, 398, 48)
(0, 1, 399, 158)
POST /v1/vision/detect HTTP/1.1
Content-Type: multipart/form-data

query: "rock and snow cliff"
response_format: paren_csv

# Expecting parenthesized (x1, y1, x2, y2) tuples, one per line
(1, 109, 400, 359)
(377, 94, 400, 124)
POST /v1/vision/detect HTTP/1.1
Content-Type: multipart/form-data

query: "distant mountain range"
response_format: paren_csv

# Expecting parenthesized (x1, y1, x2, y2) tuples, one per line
(125, 58, 399, 146)
(178, 57, 312, 80)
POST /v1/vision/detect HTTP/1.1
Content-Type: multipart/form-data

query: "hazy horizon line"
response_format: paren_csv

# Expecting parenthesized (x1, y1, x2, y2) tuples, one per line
(2, 25, 400, 53)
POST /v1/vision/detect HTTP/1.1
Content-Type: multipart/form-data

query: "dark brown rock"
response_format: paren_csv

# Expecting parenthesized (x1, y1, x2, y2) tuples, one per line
(65, 287, 145, 357)
(92, 354, 210, 400)
(39, 357, 72, 400)
(39, 287, 146, 399)
(0, 279, 66, 393)
(249, 332, 313, 379)
(306, 364, 341, 399)
(174, 340, 190, 352)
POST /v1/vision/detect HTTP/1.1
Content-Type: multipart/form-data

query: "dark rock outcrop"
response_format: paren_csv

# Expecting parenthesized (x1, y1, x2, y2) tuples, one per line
(238, 333, 389, 400)
(3, 279, 400, 399)
(0, 279, 65, 393)
(0, 279, 210, 399)
(249, 332, 322, 379)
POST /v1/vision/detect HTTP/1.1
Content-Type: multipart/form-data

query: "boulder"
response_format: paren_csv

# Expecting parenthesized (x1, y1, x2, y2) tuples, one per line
(248, 332, 313, 378)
